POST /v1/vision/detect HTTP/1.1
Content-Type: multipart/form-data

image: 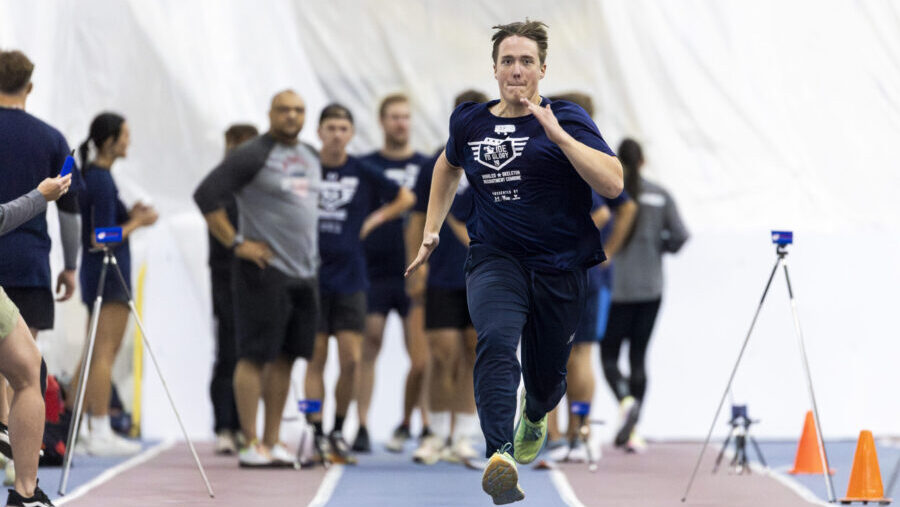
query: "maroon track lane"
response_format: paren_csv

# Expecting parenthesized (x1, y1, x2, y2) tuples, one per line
(62, 443, 326, 506)
(563, 443, 814, 506)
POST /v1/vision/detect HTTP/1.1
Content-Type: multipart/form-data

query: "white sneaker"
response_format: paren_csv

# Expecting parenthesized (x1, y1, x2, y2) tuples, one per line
(451, 436, 479, 461)
(3, 458, 14, 487)
(385, 425, 411, 453)
(412, 435, 444, 465)
(238, 443, 273, 468)
(84, 432, 142, 456)
(626, 431, 647, 453)
(567, 440, 589, 463)
(215, 430, 238, 455)
(270, 442, 298, 468)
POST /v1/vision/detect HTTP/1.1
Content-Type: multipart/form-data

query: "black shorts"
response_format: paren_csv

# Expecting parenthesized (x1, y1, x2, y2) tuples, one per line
(425, 287, 472, 330)
(319, 290, 366, 335)
(3, 287, 53, 331)
(367, 277, 410, 317)
(232, 260, 319, 362)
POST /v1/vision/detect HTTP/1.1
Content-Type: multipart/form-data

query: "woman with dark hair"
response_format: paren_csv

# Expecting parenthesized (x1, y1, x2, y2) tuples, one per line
(601, 138, 689, 453)
(69, 112, 157, 456)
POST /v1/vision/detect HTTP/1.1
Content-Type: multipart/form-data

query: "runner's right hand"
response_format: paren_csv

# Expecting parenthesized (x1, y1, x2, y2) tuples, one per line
(404, 232, 439, 278)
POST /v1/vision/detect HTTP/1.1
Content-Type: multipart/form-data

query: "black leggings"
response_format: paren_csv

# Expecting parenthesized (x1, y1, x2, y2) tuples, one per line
(600, 299, 661, 402)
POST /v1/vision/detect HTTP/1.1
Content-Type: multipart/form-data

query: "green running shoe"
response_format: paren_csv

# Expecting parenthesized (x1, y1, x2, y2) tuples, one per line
(513, 390, 547, 464)
(481, 443, 525, 505)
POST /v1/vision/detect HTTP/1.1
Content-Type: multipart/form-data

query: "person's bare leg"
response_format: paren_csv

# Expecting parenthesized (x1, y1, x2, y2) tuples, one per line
(0, 375, 9, 426)
(428, 329, 461, 413)
(565, 342, 596, 437)
(356, 314, 385, 428)
(233, 359, 263, 445)
(334, 331, 362, 422)
(403, 304, 429, 428)
(261, 355, 294, 448)
(83, 302, 129, 417)
(0, 315, 44, 498)
(303, 333, 330, 429)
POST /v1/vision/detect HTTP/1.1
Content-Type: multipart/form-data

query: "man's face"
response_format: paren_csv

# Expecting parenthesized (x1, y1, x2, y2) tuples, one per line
(493, 35, 546, 104)
(318, 118, 354, 154)
(380, 101, 410, 147)
(269, 93, 305, 140)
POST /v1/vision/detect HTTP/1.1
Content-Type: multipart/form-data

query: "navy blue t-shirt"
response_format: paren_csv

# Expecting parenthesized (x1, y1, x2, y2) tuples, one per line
(412, 150, 470, 290)
(589, 191, 630, 290)
(445, 98, 616, 272)
(359, 151, 429, 280)
(319, 156, 400, 295)
(0, 109, 81, 288)
(78, 165, 131, 305)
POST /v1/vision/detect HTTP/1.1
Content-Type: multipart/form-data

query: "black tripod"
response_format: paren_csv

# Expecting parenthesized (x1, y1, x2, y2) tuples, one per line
(59, 245, 214, 497)
(713, 404, 767, 475)
(682, 233, 836, 503)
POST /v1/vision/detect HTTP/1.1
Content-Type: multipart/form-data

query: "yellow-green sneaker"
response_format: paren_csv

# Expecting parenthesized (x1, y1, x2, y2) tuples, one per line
(482, 444, 525, 505)
(513, 390, 547, 464)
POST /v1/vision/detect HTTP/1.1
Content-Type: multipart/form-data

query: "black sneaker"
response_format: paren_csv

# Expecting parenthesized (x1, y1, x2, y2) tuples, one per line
(328, 431, 357, 465)
(351, 426, 371, 453)
(0, 421, 11, 460)
(7, 480, 54, 506)
(384, 424, 411, 453)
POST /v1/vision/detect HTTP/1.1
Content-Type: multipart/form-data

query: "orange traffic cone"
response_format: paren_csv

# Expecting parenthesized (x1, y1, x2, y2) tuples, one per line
(840, 430, 891, 504)
(789, 411, 835, 475)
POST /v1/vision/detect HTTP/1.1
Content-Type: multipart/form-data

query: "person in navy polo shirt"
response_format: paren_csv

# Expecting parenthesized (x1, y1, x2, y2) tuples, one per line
(304, 104, 415, 463)
(356, 94, 432, 453)
(405, 21, 624, 504)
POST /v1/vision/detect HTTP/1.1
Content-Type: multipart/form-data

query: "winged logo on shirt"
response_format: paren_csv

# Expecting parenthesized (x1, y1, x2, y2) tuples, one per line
(318, 176, 359, 212)
(468, 137, 528, 171)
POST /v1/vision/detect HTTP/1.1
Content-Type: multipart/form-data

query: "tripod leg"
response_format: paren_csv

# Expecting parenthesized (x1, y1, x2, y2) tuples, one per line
(59, 254, 110, 496)
(712, 429, 734, 473)
(109, 257, 215, 498)
(749, 435, 768, 469)
(782, 261, 836, 503)
(681, 256, 782, 502)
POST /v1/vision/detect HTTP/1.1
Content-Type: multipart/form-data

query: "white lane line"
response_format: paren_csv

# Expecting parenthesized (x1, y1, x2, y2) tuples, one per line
(55, 439, 176, 505)
(308, 464, 345, 507)
(549, 468, 586, 507)
(727, 445, 831, 507)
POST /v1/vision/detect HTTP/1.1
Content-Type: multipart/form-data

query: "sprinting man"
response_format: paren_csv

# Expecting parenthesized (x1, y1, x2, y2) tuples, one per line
(406, 21, 623, 504)
(304, 104, 414, 463)
(355, 94, 432, 453)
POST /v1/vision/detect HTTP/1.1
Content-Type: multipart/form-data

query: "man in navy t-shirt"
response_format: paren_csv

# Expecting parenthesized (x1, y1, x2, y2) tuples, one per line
(0, 49, 82, 340)
(405, 21, 624, 504)
(355, 94, 432, 453)
(304, 104, 414, 463)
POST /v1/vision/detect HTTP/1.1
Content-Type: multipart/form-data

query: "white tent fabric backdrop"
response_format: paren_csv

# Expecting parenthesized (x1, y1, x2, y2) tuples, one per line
(1, 0, 898, 442)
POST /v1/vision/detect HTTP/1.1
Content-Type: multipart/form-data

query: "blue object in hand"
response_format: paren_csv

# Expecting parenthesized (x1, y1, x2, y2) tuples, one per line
(60, 155, 74, 177)
(95, 227, 123, 244)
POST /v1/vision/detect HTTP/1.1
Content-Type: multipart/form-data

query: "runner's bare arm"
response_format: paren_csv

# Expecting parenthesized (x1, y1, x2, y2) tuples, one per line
(405, 152, 463, 277)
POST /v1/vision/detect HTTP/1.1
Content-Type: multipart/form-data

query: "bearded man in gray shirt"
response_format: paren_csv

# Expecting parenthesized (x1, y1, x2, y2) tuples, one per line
(194, 90, 320, 468)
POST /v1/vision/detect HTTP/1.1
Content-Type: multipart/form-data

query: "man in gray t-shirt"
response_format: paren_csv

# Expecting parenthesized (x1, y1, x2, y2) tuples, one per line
(194, 90, 320, 468)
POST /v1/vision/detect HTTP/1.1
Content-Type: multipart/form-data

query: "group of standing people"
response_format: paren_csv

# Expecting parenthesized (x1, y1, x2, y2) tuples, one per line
(0, 17, 689, 507)
(0, 48, 158, 507)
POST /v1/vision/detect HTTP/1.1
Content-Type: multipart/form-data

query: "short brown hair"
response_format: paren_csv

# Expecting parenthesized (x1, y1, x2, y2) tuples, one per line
(454, 89, 489, 107)
(491, 20, 549, 64)
(0, 50, 34, 94)
(224, 124, 259, 145)
(319, 103, 354, 125)
(379, 93, 409, 118)
(548, 92, 594, 117)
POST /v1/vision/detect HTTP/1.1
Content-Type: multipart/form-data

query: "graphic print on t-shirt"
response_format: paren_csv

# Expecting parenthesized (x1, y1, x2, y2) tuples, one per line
(384, 162, 420, 189)
(269, 145, 314, 199)
(467, 136, 529, 202)
(319, 173, 360, 234)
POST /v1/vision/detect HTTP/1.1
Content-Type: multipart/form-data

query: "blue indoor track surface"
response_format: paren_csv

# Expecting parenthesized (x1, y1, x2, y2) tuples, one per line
(0, 440, 157, 503)
(325, 446, 570, 506)
(757, 440, 900, 503)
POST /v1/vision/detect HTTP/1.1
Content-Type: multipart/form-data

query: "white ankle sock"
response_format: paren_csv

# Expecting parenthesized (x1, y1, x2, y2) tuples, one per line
(89, 415, 112, 438)
(429, 411, 451, 441)
(453, 412, 479, 443)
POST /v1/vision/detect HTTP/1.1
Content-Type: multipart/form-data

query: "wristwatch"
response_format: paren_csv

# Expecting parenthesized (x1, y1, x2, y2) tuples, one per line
(230, 233, 244, 251)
